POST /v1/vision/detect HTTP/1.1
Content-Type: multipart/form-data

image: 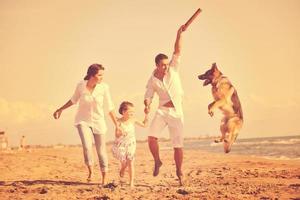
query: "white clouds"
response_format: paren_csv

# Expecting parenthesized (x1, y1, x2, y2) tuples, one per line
(0, 97, 54, 124)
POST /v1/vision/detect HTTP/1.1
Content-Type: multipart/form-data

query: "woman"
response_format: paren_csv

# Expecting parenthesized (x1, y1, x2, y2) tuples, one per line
(53, 63, 120, 185)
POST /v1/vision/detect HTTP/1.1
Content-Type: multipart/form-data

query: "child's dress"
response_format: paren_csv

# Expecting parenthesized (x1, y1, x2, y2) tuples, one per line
(112, 121, 136, 162)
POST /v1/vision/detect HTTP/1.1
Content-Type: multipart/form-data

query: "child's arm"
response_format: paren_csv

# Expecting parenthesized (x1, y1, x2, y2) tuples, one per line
(135, 114, 149, 128)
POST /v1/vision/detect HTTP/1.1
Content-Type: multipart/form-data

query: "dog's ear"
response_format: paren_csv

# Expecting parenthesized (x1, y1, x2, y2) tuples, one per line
(211, 63, 221, 72)
(211, 63, 218, 71)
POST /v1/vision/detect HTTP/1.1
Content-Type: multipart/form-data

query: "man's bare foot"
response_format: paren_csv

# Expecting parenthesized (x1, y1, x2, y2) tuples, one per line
(153, 160, 162, 177)
(176, 170, 184, 186)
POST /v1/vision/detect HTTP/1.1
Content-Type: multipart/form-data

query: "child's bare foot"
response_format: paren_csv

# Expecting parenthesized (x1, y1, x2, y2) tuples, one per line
(119, 161, 127, 178)
(153, 160, 162, 177)
(119, 166, 126, 178)
(101, 179, 107, 186)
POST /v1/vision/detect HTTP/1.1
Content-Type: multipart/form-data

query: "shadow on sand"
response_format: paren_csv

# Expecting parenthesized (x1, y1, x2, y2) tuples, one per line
(0, 180, 99, 186)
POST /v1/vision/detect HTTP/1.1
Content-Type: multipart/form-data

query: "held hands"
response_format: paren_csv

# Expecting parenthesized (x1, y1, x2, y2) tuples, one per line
(53, 109, 62, 119)
(143, 113, 149, 125)
(144, 105, 150, 115)
(115, 125, 124, 138)
(144, 99, 151, 114)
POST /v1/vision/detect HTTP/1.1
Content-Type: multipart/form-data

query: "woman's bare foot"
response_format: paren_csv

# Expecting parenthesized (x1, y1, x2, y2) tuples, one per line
(87, 174, 93, 182)
(87, 166, 93, 182)
(101, 171, 107, 185)
(130, 182, 134, 188)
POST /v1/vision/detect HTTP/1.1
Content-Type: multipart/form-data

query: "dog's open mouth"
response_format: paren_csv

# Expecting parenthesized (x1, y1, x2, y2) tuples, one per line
(203, 79, 211, 86)
(198, 74, 211, 86)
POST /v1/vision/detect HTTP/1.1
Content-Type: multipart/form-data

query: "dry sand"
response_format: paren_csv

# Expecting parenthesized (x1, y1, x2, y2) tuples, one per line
(0, 142, 299, 200)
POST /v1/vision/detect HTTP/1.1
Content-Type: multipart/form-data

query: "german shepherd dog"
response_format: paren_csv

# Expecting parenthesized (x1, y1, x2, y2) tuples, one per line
(198, 63, 243, 153)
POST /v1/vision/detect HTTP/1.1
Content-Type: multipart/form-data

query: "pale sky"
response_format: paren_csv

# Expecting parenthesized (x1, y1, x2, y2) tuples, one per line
(0, 0, 299, 146)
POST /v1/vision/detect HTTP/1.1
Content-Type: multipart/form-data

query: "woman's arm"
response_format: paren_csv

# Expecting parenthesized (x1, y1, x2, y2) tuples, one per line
(109, 111, 123, 137)
(108, 111, 119, 127)
(54, 82, 81, 119)
(53, 100, 74, 119)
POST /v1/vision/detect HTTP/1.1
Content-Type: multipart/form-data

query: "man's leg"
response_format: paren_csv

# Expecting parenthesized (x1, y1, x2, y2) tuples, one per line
(174, 148, 183, 185)
(168, 111, 184, 185)
(148, 111, 166, 176)
(148, 136, 162, 176)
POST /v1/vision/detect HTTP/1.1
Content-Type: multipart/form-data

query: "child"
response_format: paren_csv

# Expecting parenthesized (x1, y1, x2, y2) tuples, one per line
(112, 101, 148, 187)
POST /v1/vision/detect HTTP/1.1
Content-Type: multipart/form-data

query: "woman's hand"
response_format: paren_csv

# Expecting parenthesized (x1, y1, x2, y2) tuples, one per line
(53, 100, 74, 119)
(115, 125, 123, 138)
(53, 109, 62, 119)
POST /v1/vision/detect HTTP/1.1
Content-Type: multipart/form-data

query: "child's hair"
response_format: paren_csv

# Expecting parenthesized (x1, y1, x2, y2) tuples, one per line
(119, 101, 134, 115)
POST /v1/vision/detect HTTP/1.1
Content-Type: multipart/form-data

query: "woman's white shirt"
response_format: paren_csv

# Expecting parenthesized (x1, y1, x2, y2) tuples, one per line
(71, 80, 114, 134)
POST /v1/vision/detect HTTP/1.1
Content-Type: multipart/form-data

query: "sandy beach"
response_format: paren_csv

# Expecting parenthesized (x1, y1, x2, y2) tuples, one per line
(0, 142, 299, 200)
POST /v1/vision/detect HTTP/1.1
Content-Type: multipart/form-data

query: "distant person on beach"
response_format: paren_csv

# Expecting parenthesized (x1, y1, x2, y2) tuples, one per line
(112, 101, 148, 187)
(0, 132, 8, 150)
(53, 63, 120, 185)
(144, 25, 186, 185)
(20, 135, 26, 149)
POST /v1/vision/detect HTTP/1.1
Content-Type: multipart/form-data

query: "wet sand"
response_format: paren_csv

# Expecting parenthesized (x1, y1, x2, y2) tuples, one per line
(0, 143, 299, 200)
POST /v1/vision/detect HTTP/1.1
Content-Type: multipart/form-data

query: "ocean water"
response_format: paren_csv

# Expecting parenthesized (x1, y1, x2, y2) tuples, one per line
(161, 135, 300, 160)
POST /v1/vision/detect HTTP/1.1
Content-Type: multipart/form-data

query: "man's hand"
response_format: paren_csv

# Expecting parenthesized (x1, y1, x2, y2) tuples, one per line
(174, 25, 185, 55)
(180, 24, 187, 33)
(144, 99, 151, 114)
(144, 106, 150, 114)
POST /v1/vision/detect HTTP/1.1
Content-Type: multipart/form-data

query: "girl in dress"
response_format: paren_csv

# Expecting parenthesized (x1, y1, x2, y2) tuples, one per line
(112, 101, 148, 187)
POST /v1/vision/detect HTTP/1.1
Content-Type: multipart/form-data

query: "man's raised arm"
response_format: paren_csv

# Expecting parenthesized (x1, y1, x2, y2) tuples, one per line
(173, 25, 185, 55)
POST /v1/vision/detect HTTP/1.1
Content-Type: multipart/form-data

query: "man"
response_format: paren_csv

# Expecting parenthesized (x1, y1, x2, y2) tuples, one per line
(144, 25, 186, 185)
